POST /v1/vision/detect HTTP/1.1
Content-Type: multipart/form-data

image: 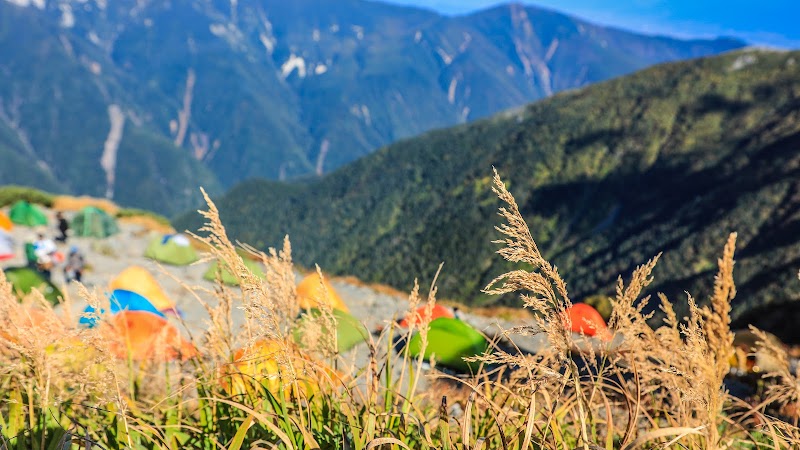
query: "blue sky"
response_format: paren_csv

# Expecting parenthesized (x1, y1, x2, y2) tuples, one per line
(385, 1, 800, 48)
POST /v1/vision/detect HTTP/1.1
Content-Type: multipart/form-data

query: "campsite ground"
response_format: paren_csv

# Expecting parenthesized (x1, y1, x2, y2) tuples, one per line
(3, 195, 798, 448)
(3, 208, 548, 364)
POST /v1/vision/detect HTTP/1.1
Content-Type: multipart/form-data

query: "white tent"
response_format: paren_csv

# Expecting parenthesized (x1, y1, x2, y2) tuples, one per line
(0, 230, 14, 261)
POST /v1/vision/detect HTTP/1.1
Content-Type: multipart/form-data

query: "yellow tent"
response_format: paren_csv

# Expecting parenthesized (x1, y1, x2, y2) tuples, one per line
(222, 340, 337, 398)
(296, 272, 349, 312)
(109, 266, 176, 313)
(0, 211, 12, 231)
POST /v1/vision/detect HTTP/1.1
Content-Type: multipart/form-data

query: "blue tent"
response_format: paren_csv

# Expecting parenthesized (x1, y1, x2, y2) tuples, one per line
(80, 289, 166, 327)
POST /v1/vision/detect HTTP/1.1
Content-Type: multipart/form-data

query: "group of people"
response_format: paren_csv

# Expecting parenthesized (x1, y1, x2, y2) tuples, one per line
(28, 212, 85, 283)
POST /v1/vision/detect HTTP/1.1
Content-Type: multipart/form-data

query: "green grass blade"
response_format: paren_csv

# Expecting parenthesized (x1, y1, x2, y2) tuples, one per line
(227, 414, 255, 450)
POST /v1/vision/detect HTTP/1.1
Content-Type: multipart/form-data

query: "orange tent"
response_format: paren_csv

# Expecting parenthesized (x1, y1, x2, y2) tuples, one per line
(0, 308, 62, 348)
(398, 304, 454, 328)
(296, 272, 349, 312)
(0, 212, 12, 231)
(109, 266, 177, 313)
(0, 307, 105, 378)
(100, 311, 196, 362)
(564, 303, 611, 341)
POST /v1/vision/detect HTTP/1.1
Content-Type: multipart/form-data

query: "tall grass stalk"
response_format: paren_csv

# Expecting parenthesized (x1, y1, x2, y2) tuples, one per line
(0, 172, 797, 448)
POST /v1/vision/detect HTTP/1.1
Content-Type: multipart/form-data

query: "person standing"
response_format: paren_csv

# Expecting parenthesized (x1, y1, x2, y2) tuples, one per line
(64, 246, 85, 283)
(55, 212, 69, 243)
(33, 233, 57, 280)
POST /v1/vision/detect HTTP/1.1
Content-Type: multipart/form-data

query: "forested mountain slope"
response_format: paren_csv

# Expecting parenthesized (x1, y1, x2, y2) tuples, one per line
(178, 50, 800, 332)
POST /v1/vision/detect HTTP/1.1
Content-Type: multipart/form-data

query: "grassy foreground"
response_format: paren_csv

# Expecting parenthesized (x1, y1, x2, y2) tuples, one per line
(1, 172, 799, 449)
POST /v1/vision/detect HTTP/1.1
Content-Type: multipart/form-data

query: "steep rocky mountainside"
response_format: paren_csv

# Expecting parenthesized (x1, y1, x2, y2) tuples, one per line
(0, 0, 743, 212)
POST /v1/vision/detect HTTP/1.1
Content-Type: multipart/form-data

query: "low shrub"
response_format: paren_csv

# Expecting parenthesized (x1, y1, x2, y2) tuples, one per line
(0, 185, 55, 207)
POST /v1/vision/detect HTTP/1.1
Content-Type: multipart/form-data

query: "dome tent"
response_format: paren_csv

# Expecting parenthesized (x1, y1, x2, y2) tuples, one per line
(2, 266, 63, 305)
(109, 266, 177, 313)
(0, 211, 12, 231)
(9, 201, 47, 227)
(406, 317, 488, 373)
(101, 310, 196, 362)
(730, 329, 785, 375)
(293, 308, 369, 353)
(203, 258, 265, 286)
(71, 206, 119, 238)
(80, 289, 165, 327)
(564, 303, 610, 341)
(582, 295, 613, 322)
(398, 304, 454, 328)
(144, 234, 198, 266)
(296, 272, 349, 312)
(223, 339, 330, 398)
(0, 308, 55, 347)
(0, 230, 14, 261)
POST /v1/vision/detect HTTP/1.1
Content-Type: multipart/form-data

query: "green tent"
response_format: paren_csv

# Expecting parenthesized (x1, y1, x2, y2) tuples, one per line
(406, 318, 489, 373)
(144, 234, 199, 266)
(203, 258, 265, 285)
(9, 201, 47, 227)
(71, 206, 119, 238)
(294, 308, 369, 353)
(3, 267, 62, 305)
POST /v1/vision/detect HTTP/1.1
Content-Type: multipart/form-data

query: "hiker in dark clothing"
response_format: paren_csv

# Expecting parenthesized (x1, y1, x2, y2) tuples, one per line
(55, 212, 69, 243)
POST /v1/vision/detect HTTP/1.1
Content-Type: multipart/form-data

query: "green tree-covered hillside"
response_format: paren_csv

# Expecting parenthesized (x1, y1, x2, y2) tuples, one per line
(178, 50, 800, 339)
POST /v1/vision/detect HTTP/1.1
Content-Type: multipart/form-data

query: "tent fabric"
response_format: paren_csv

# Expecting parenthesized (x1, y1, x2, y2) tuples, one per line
(80, 289, 165, 327)
(160, 234, 190, 246)
(296, 272, 349, 313)
(144, 234, 199, 266)
(406, 318, 489, 373)
(109, 266, 176, 312)
(730, 330, 784, 374)
(398, 304, 454, 328)
(0, 212, 12, 231)
(9, 201, 47, 227)
(2, 266, 63, 305)
(0, 230, 14, 261)
(169, 234, 190, 246)
(100, 311, 196, 362)
(582, 295, 613, 322)
(71, 206, 119, 238)
(0, 309, 74, 358)
(293, 308, 368, 353)
(0, 308, 54, 347)
(203, 258, 265, 286)
(224, 340, 326, 397)
(564, 304, 610, 341)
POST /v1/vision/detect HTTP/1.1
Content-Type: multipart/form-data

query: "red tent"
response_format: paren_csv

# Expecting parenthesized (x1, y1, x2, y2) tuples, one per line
(398, 304, 454, 328)
(564, 303, 610, 341)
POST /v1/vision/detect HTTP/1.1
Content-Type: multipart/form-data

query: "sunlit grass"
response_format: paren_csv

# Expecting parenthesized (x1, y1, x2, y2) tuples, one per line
(0, 172, 798, 449)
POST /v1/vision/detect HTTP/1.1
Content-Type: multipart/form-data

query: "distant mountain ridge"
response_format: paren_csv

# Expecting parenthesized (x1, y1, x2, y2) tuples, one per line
(0, 0, 744, 212)
(176, 49, 800, 337)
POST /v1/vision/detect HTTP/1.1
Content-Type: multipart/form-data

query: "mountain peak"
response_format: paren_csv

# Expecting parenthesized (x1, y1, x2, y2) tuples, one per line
(1, 0, 744, 213)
